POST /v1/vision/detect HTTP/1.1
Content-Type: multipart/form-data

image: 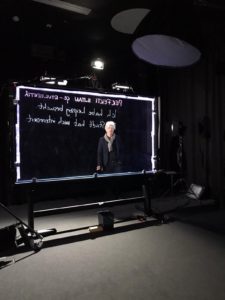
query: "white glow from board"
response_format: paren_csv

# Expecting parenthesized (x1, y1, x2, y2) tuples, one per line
(15, 88, 21, 180)
(15, 85, 156, 181)
(151, 100, 156, 170)
(16, 85, 154, 101)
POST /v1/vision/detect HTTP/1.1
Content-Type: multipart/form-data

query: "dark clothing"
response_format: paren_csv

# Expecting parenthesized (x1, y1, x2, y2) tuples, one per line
(97, 135, 122, 173)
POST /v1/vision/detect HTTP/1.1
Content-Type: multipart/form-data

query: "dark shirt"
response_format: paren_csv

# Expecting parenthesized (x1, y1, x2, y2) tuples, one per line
(97, 135, 122, 173)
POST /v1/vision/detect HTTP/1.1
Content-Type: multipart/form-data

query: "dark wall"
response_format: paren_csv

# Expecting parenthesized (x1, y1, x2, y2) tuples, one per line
(0, 84, 13, 205)
(0, 67, 155, 205)
(159, 19, 225, 206)
(1, 4, 225, 205)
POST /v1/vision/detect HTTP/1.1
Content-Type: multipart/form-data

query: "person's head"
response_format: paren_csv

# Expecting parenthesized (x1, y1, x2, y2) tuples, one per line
(105, 121, 116, 138)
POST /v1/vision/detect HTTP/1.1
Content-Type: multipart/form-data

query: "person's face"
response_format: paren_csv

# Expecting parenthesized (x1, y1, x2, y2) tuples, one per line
(105, 125, 115, 138)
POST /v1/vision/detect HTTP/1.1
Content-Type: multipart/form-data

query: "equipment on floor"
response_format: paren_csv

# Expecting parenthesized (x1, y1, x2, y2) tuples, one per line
(98, 210, 114, 230)
(0, 202, 43, 252)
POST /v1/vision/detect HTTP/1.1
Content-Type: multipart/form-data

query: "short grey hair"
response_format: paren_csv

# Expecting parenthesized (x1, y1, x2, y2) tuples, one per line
(105, 121, 116, 130)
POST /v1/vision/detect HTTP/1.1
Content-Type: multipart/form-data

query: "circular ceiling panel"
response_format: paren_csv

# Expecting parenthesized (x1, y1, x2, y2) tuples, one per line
(132, 34, 201, 67)
(111, 8, 150, 34)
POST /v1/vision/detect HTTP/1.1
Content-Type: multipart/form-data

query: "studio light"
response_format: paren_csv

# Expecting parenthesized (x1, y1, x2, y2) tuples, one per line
(112, 83, 134, 93)
(57, 80, 68, 86)
(40, 76, 56, 84)
(91, 58, 104, 70)
(40, 76, 68, 86)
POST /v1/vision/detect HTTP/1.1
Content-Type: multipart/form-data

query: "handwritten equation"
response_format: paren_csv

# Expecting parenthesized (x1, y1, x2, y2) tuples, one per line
(22, 89, 122, 129)
(24, 90, 123, 107)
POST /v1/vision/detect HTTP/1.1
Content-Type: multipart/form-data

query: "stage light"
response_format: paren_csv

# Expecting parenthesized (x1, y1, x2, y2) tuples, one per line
(91, 58, 104, 70)
(57, 80, 68, 86)
(39, 76, 68, 86)
(112, 83, 134, 93)
(40, 76, 56, 84)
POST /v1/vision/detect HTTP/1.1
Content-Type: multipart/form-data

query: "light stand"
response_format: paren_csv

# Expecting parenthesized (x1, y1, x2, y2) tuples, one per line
(0, 201, 43, 252)
(0, 256, 15, 269)
(172, 129, 188, 193)
(162, 121, 187, 196)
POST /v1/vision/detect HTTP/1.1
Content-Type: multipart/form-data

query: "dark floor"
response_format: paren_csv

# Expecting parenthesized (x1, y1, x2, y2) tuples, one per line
(0, 194, 225, 300)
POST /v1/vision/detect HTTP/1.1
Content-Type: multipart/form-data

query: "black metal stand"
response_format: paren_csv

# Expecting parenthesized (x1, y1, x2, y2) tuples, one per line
(15, 172, 165, 239)
(0, 256, 15, 269)
(0, 201, 43, 251)
(173, 135, 188, 191)
(27, 183, 57, 237)
(141, 181, 166, 223)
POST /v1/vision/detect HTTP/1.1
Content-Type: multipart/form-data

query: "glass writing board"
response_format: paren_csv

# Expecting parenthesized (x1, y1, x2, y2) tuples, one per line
(15, 86, 155, 181)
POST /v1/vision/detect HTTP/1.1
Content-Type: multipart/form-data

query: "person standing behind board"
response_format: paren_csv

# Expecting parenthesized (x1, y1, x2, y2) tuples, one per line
(96, 121, 122, 173)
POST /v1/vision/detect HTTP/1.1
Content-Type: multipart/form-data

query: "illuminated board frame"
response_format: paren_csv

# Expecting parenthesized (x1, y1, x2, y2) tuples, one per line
(15, 85, 157, 181)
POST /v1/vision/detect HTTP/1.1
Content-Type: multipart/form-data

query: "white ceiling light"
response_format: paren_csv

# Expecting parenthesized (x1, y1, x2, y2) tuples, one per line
(32, 0, 91, 15)
(91, 58, 104, 70)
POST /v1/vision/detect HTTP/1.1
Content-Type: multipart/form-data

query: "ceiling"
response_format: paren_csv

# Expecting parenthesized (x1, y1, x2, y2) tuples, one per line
(0, 0, 225, 88)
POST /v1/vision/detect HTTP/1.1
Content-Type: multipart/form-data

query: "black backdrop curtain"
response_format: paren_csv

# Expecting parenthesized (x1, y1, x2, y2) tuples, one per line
(160, 21, 225, 206)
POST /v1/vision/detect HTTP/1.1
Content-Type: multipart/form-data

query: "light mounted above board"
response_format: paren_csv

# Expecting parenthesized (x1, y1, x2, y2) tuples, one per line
(91, 58, 104, 70)
(112, 83, 134, 93)
(40, 76, 68, 86)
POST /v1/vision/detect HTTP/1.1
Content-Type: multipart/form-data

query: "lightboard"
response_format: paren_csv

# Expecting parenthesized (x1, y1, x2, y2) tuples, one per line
(14, 85, 156, 181)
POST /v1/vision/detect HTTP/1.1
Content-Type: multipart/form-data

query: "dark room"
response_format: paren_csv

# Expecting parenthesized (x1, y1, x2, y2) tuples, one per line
(1, 0, 225, 299)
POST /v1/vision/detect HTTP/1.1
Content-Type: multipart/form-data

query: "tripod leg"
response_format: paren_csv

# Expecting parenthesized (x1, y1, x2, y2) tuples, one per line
(17, 224, 43, 251)
(0, 256, 15, 268)
(0, 202, 43, 250)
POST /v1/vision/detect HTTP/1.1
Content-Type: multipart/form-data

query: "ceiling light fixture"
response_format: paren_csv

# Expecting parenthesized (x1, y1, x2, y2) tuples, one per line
(32, 0, 91, 15)
(91, 58, 104, 70)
